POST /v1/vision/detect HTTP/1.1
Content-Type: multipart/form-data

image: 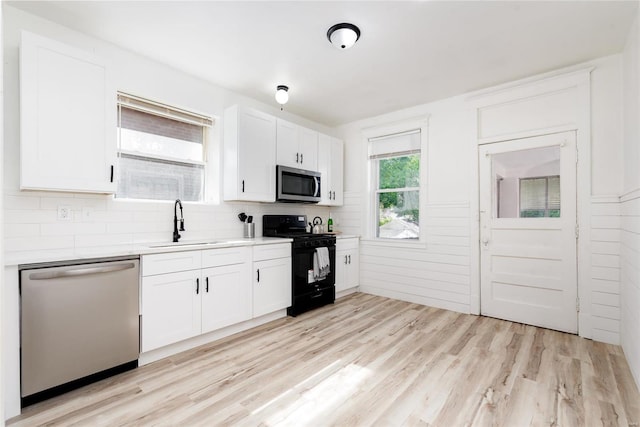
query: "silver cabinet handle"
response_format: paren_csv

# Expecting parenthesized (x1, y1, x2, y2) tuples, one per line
(296, 153, 299, 163)
(348, 255, 351, 264)
(344, 255, 348, 264)
(28, 263, 136, 280)
(300, 153, 304, 164)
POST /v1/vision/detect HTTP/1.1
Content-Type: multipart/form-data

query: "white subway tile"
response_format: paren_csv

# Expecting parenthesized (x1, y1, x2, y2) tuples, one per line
(5, 210, 58, 224)
(74, 223, 107, 235)
(41, 223, 75, 236)
(4, 223, 40, 238)
(4, 195, 40, 210)
(5, 236, 74, 252)
(75, 233, 133, 248)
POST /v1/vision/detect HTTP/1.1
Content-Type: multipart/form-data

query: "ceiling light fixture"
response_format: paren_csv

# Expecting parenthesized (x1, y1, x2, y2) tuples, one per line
(275, 85, 289, 108)
(327, 23, 361, 50)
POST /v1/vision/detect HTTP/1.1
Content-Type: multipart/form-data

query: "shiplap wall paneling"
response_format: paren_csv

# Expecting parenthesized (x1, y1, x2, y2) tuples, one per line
(359, 202, 470, 313)
(590, 197, 622, 344)
(620, 194, 640, 385)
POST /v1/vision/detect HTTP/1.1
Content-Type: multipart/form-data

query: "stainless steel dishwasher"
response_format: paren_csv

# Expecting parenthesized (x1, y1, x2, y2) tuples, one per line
(20, 256, 140, 405)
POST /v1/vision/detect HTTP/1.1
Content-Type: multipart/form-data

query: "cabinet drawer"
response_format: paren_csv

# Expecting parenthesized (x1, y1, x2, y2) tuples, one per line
(337, 238, 359, 251)
(202, 246, 249, 268)
(253, 243, 291, 261)
(142, 251, 202, 276)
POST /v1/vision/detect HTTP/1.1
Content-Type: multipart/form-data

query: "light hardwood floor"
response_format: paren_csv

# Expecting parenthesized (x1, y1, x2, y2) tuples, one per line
(10, 293, 640, 426)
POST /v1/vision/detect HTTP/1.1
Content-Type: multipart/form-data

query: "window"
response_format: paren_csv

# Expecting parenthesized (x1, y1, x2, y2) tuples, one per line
(519, 176, 560, 217)
(369, 130, 421, 239)
(116, 93, 212, 202)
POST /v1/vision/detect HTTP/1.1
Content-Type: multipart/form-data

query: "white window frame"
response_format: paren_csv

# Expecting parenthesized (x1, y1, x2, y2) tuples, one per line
(363, 117, 429, 246)
(116, 92, 213, 203)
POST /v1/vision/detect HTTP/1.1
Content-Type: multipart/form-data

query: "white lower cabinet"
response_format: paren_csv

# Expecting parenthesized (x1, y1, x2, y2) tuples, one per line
(336, 238, 359, 293)
(201, 263, 251, 333)
(252, 243, 292, 318)
(142, 270, 202, 352)
(141, 243, 291, 353)
(142, 247, 251, 352)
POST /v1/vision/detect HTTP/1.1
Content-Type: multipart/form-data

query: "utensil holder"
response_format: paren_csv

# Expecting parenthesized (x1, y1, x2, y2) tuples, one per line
(244, 223, 255, 239)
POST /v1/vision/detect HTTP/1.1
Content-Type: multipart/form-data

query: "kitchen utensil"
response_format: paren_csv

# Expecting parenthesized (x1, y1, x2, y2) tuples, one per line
(238, 212, 248, 222)
(243, 222, 255, 238)
(247, 216, 253, 223)
(312, 216, 324, 234)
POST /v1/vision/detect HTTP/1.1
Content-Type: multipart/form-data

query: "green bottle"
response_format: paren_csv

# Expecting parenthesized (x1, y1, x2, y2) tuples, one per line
(327, 213, 333, 232)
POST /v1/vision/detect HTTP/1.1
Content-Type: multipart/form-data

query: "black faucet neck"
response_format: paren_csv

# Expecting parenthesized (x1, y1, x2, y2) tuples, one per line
(173, 199, 184, 242)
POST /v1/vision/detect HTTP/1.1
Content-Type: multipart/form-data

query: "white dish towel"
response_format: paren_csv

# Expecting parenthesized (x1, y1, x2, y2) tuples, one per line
(313, 247, 331, 280)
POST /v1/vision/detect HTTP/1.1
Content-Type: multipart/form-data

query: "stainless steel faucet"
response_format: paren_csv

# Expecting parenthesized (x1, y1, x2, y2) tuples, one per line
(173, 199, 185, 242)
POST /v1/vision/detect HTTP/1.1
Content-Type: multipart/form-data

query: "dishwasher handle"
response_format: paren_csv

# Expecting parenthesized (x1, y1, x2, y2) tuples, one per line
(28, 262, 137, 280)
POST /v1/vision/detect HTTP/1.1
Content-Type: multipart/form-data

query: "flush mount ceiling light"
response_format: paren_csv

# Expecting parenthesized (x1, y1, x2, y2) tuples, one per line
(275, 85, 289, 106)
(327, 22, 361, 49)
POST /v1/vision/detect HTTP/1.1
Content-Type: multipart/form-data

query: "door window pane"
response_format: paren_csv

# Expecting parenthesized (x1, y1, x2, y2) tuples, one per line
(520, 176, 560, 218)
(492, 145, 560, 218)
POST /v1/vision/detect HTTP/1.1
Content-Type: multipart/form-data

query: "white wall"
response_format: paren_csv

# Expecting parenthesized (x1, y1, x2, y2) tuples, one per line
(337, 55, 625, 339)
(2, 6, 335, 262)
(337, 96, 474, 313)
(621, 8, 640, 390)
(0, 2, 5, 424)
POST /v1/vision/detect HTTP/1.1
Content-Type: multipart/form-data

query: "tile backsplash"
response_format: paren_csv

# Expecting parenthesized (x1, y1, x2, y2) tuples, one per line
(4, 190, 334, 258)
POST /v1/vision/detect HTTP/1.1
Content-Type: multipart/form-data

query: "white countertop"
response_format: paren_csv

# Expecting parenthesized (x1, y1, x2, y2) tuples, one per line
(335, 234, 359, 240)
(6, 237, 292, 267)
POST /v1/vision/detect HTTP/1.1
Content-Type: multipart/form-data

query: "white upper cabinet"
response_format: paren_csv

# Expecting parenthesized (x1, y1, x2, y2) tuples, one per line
(224, 105, 277, 202)
(276, 119, 318, 171)
(20, 31, 117, 193)
(318, 133, 344, 206)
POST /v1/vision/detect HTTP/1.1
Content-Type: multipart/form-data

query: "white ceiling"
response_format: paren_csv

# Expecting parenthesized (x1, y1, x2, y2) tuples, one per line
(7, 1, 638, 127)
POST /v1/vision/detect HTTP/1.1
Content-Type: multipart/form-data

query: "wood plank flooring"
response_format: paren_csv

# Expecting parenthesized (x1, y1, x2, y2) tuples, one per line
(10, 293, 640, 426)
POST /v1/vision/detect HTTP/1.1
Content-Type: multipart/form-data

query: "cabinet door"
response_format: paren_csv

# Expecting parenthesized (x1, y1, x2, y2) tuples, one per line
(141, 270, 201, 352)
(253, 257, 292, 318)
(330, 138, 344, 206)
(317, 134, 332, 205)
(345, 249, 359, 289)
(201, 264, 251, 333)
(298, 127, 318, 171)
(276, 119, 300, 168)
(336, 239, 359, 292)
(335, 249, 349, 293)
(237, 108, 276, 202)
(20, 31, 116, 193)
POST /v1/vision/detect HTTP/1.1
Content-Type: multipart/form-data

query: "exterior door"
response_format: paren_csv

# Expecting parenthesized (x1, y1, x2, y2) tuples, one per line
(479, 132, 577, 333)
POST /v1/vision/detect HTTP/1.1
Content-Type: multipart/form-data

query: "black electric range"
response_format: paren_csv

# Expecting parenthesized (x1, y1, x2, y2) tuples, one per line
(263, 215, 336, 316)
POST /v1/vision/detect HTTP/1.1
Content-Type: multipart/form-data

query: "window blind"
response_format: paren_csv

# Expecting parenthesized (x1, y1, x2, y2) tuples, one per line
(117, 92, 213, 127)
(368, 129, 421, 159)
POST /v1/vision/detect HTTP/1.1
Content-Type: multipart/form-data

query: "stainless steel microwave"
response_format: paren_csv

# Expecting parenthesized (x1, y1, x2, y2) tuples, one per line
(276, 165, 321, 203)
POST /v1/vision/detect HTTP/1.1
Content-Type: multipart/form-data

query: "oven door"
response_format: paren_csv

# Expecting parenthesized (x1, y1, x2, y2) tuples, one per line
(277, 165, 321, 203)
(292, 243, 336, 297)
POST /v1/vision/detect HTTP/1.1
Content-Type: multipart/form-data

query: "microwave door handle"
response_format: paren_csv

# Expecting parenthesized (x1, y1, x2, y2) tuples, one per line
(314, 176, 320, 197)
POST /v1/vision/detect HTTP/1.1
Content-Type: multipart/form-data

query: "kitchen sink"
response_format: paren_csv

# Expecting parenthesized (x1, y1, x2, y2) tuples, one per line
(148, 241, 222, 248)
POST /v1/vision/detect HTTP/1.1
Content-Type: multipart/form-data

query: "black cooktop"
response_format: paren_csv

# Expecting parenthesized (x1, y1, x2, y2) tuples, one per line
(263, 214, 335, 241)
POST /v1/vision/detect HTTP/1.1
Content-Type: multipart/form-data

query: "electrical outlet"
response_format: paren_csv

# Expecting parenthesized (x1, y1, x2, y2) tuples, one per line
(57, 206, 72, 221)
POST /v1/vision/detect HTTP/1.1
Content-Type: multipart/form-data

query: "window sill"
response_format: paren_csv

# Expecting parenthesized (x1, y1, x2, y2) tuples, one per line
(359, 238, 427, 250)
